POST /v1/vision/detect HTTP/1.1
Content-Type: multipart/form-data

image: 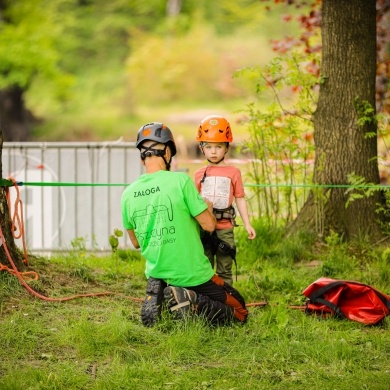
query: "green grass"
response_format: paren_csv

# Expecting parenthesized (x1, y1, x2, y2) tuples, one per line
(1, 229, 390, 389)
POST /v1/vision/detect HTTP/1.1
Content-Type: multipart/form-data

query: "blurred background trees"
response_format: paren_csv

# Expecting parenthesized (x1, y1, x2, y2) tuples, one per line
(0, 0, 304, 142)
(0, 0, 387, 144)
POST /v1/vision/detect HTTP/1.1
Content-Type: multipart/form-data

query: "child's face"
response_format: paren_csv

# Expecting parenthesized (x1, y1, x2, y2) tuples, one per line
(201, 142, 228, 163)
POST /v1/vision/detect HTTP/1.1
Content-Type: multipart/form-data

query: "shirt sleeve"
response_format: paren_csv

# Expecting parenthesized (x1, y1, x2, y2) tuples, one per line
(232, 168, 245, 198)
(183, 176, 208, 217)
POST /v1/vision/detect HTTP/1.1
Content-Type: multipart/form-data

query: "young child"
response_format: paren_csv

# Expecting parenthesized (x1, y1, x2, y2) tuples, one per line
(194, 115, 256, 285)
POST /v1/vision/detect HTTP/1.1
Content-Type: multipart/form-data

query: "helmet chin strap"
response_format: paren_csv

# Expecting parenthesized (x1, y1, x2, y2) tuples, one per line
(164, 154, 172, 171)
(141, 142, 172, 171)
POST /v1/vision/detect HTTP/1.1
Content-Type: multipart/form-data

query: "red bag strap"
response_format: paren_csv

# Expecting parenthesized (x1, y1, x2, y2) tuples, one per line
(308, 280, 345, 302)
(308, 280, 390, 313)
(308, 297, 346, 319)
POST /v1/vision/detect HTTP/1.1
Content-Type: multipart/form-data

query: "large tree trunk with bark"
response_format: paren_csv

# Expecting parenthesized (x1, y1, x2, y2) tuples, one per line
(0, 125, 25, 269)
(289, 0, 384, 241)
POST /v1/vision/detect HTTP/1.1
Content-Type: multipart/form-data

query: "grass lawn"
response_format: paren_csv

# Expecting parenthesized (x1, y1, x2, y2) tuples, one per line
(1, 229, 390, 389)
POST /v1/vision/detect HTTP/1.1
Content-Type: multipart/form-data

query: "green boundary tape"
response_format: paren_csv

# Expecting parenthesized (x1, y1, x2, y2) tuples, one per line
(244, 183, 386, 189)
(0, 178, 387, 189)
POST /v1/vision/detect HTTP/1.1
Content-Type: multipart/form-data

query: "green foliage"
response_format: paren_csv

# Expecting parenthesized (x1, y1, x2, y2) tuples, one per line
(70, 236, 88, 252)
(70, 235, 98, 254)
(195, 0, 277, 35)
(344, 174, 390, 235)
(353, 96, 377, 128)
(109, 228, 124, 278)
(0, 0, 73, 91)
(126, 23, 265, 105)
(345, 173, 379, 208)
(379, 248, 390, 283)
(374, 190, 390, 235)
(235, 52, 319, 226)
(0, 0, 301, 141)
(377, 112, 390, 137)
(117, 248, 142, 262)
(109, 228, 123, 253)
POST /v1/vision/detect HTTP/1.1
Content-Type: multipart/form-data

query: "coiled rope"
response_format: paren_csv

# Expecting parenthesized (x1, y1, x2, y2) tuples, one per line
(0, 179, 116, 302)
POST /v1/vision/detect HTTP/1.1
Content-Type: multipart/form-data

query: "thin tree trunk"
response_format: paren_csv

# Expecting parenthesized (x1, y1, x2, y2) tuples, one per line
(0, 86, 32, 142)
(0, 124, 25, 268)
(166, 0, 182, 16)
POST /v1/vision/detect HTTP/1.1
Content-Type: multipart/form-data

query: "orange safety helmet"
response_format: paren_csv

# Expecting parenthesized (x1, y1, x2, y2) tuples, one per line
(196, 115, 233, 143)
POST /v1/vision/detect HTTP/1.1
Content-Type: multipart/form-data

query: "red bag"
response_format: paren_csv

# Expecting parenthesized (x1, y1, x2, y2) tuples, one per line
(303, 277, 390, 325)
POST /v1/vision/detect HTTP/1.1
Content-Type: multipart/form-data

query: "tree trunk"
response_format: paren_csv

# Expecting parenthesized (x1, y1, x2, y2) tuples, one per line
(166, 0, 182, 16)
(0, 86, 32, 142)
(289, 0, 383, 241)
(0, 125, 25, 269)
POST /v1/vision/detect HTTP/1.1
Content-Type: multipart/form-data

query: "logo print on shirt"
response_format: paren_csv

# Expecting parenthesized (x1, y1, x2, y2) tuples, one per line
(132, 196, 174, 245)
(134, 186, 160, 197)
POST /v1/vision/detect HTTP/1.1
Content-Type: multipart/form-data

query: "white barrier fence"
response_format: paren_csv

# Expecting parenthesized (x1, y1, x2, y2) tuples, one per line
(2, 142, 142, 252)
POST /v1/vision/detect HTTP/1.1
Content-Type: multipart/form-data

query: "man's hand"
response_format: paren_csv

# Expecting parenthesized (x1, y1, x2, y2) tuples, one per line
(203, 198, 214, 213)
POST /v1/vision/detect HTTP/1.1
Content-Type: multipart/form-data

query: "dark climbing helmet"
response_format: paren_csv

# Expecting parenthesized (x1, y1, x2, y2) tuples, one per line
(136, 122, 177, 156)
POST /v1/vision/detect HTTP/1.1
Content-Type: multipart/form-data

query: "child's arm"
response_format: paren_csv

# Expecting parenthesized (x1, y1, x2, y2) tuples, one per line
(235, 197, 256, 239)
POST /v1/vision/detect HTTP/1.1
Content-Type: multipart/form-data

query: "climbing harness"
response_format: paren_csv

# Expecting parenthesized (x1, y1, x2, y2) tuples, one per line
(201, 230, 238, 281)
(213, 205, 238, 227)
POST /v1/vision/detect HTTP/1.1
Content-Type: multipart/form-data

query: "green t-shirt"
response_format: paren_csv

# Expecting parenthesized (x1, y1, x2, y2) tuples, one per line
(121, 170, 214, 286)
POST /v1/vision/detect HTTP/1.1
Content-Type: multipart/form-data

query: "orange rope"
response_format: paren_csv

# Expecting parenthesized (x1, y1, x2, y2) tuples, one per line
(0, 264, 38, 281)
(0, 180, 114, 302)
(5, 177, 28, 266)
(246, 302, 268, 307)
(246, 302, 305, 310)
